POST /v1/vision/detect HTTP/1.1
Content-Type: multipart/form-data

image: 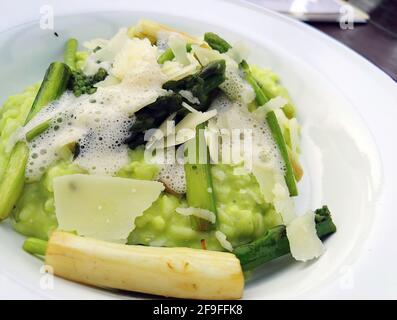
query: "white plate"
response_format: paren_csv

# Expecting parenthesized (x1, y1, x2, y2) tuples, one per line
(0, 0, 396, 300)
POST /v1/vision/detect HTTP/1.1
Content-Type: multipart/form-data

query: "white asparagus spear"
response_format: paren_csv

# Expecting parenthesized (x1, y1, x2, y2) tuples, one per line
(45, 231, 244, 299)
(133, 19, 205, 45)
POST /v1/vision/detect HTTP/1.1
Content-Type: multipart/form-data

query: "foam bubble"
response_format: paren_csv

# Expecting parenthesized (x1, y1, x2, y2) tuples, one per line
(219, 58, 255, 104)
(157, 163, 186, 194)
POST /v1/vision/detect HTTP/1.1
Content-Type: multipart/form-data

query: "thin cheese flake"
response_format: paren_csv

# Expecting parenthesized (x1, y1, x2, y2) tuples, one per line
(161, 56, 201, 81)
(174, 109, 217, 138)
(83, 28, 129, 76)
(176, 207, 216, 224)
(150, 109, 217, 149)
(53, 174, 164, 243)
(112, 37, 159, 80)
(252, 161, 296, 224)
(286, 211, 325, 261)
(168, 34, 190, 66)
(215, 231, 234, 252)
(272, 182, 296, 225)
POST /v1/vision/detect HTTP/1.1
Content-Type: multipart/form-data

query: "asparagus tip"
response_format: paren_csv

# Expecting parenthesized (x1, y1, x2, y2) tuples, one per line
(23, 238, 48, 256)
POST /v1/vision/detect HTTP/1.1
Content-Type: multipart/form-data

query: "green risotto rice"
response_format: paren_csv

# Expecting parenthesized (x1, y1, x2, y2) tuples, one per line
(2, 83, 283, 250)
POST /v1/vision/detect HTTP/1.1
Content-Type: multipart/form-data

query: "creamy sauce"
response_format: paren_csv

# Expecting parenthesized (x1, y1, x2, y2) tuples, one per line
(209, 94, 286, 174)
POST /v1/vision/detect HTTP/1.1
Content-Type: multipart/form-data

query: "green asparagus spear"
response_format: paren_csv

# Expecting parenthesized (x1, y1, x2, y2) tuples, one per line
(0, 62, 72, 221)
(64, 38, 109, 96)
(68, 67, 108, 97)
(27, 65, 106, 142)
(25, 62, 72, 124)
(126, 60, 226, 149)
(313, 205, 337, 236)
(241, 60, 297, 196)
(158, 31, 231, 63)
(240, 60, 270, 105)
(266, 110, 298, 196)
(27, 67, 107, 142)
(163, 59, 226, 108)
(125, 94, 184, 149)
(26, 120, 51, 142)
(25, 62, 73, 141)
(184, 123, 217, 231)
(23, 238, 48, 256)
(157, 43, 192, 64)
(204, 32, 232, 53)
(243, 58, 295, 118)
(0, 142, 29, 221)
(250, 71, 296, 119)
(64, 38, 78, 70)
(157, 48, 175, 64)
(204, 32, 293, 118)
(234, 206, 336, 271)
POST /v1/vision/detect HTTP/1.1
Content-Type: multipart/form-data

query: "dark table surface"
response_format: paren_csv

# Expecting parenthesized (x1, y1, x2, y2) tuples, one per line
(309, 21, 397, 81)
(308, 1, 397, 81)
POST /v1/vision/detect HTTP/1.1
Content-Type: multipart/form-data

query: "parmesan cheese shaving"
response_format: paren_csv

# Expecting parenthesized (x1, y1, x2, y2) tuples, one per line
(150, 109, 217, 149)
(54, 174, 164, 243)
(161, 55, 201, 81)
(226, 41, 249, 64)
(272, 182, 296, 225)
(83, 28, 129, 76)
(168, 34, 190, 66)
(181, 102, 199, 113)
(215, 231, 233, 252)
(179, 91, 200, 105)
(286, 211, 325, 261)
(174, 109, 217, 144)
(252, 161, 296, 224)
(176, 207, 216, 224)
(112, 37, 161, 80)
(265, 96, 288, 111)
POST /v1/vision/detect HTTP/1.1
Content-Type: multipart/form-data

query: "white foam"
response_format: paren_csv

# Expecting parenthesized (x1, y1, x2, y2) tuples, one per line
(157, 162, 186, 194)
(219, 61, 255, 104)
(210, 94, 286, 174)
(23, 92, 134, 180)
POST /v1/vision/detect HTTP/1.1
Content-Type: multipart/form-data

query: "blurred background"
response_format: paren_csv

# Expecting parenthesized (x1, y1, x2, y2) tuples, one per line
(246, 0, 397, 80)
